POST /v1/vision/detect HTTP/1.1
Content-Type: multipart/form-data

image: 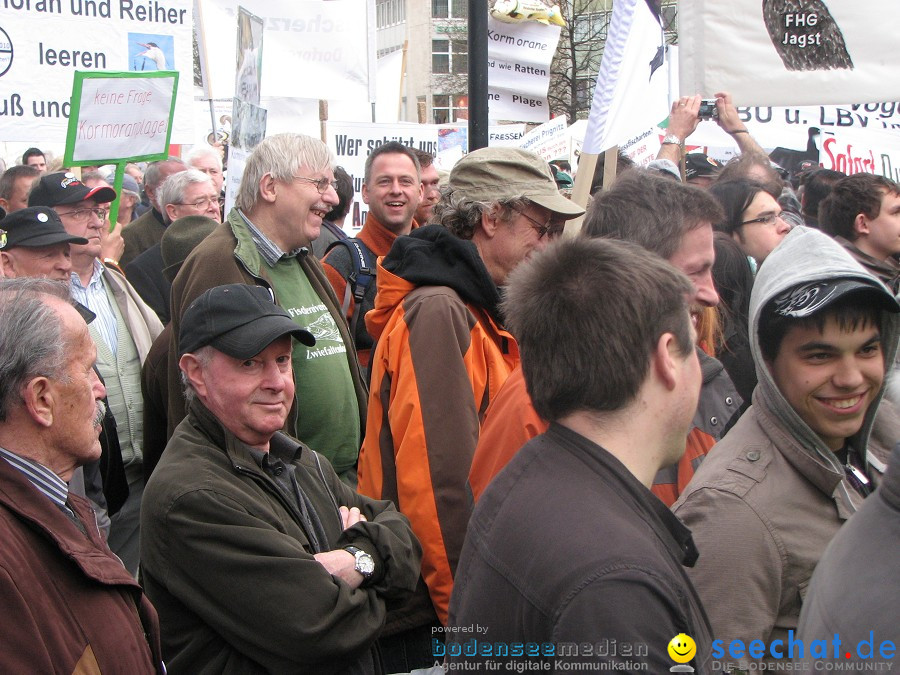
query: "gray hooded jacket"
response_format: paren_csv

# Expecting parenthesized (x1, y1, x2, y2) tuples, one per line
(673, 226, 900, 659)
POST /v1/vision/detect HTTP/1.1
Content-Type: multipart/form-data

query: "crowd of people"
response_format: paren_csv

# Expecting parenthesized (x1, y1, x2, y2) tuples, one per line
(0, 89, 898, 675)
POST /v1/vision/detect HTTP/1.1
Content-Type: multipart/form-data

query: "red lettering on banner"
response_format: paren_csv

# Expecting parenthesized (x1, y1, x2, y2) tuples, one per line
(823, 138, 875, 174)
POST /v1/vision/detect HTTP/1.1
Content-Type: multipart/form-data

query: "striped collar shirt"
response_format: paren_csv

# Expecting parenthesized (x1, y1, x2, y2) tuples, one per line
(0, 446, 69, 512)
(70, 259, 118, 356)
(238, 209, 306, 265)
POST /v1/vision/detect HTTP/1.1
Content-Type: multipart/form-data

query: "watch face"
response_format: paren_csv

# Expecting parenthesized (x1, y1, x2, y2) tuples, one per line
(357, 553, 375, 576)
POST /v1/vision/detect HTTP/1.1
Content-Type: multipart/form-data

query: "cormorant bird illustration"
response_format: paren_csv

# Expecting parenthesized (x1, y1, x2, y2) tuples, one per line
(762, 0, 853, 71)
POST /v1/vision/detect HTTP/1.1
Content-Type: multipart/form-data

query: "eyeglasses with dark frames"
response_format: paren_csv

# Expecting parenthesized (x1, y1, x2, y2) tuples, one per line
(292, 175, 339, 194)
(740, 212, 787, 227)
(511, 206, 565, 240)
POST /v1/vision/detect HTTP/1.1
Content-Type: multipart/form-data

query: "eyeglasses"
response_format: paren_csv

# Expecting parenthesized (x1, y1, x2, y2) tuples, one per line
(292, 175, 339, 194)
(173, 197, 219, 209)
(58, 207, 109, 223)
(512, 206, 564, 240)
(740, 212, 786, 227)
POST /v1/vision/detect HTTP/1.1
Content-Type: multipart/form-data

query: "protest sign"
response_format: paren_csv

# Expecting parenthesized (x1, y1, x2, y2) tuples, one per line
(234, 7, 263, 106)
(0, 0, 193, 144)
(519, 116, 569, 162)
(679, 0, 900, 106)
(197, 0, 368, 102)
(487, 15, 560, 123)
(64, 71, 177, 164)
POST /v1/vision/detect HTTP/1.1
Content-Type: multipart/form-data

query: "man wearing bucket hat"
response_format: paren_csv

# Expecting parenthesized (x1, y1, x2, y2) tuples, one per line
(355, 146, 583, 671)
(0, 206, 87, 281)
(141, 283, 420, 674)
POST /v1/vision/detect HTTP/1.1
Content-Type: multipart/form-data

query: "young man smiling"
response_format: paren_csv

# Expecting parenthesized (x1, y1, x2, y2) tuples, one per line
(673, 226, 900, 667)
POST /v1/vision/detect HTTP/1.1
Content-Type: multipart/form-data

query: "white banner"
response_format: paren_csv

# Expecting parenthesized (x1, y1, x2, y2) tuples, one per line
(679, 0, 900, 106)
(487, 15, 560, 123)
(197, 0, 368, 102)
(0, 1, 193, 144)
(685, 103, 900, 154)
(582, 0, 669, 154)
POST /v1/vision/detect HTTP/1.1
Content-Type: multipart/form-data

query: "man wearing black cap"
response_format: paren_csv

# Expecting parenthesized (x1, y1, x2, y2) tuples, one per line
(684, 152, 722, 188)
(0, 206, 87, 281)
(673, 226, 900, 668)
(141, 283, 420, 674)
(29, 171, 163, 576)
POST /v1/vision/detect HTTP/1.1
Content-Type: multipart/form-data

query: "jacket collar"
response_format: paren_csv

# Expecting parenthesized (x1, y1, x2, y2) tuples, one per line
(359, 211, 417, 255)
(187, 398, 304, 475)
(548, 422, 700, 567)
(751, 391, 861, 519)
(0, 455, 143, 588)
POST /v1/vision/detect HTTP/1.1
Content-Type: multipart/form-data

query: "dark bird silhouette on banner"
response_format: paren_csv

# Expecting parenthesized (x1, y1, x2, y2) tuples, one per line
(644, 0, 665, 80)
(762, 0, 853, 71)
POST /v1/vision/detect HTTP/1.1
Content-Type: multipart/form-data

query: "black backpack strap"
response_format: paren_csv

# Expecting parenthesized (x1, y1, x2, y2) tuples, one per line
(324, 238, 377, 339)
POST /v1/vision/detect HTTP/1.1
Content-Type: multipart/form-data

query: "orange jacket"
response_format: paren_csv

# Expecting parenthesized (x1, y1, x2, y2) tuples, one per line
(469, 365, 721, 508)
(357, 227, 519, 626)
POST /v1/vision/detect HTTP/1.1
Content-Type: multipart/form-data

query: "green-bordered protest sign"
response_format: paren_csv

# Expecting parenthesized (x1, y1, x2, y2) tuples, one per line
(64, 71, 178, 166)
(63, 70, 179, 227)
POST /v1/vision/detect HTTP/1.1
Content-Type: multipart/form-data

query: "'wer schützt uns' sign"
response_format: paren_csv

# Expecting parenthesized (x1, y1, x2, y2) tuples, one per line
(64, 70, 178, 165)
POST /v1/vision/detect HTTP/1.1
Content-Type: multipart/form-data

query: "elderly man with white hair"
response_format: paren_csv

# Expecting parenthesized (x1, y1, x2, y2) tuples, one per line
(167, 133, 367, 485)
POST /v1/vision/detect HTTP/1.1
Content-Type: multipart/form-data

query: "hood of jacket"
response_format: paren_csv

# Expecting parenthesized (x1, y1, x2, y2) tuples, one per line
(749, 226, 900, 470)
(366, 224, 503, 341)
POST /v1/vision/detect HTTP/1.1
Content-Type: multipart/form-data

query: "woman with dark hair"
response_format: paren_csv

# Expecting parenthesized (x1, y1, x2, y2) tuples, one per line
(712, 231, 756, 403)
(709, 179, 792, 267)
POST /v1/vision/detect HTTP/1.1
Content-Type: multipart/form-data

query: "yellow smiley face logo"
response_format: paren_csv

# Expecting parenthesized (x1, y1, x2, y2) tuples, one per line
(667, 633, 697, 664)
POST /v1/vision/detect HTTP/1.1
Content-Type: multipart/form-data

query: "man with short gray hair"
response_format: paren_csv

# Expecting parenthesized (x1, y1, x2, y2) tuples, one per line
(157, 169, 221, 225)
(121, 157, 186, 267)
(0, 277, 163, 674)
(168, 133, 367, 484)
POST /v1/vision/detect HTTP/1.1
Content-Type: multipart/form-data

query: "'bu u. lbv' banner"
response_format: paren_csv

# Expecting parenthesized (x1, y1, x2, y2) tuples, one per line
(679, 0, 900, 106)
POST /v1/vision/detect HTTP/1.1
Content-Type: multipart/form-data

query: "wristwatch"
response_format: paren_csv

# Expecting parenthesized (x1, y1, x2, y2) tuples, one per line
(661, 133, 683, 145)
(344, 546, 375, 579)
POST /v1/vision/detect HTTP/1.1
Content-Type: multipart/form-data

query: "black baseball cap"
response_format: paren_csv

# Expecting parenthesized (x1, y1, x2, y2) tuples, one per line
(684, 153, 722, 180)
(771, 278, 900, 319)
(179, 284, 315, 358)
(0, 206, 88, 250)
(28, 171, 116, 207)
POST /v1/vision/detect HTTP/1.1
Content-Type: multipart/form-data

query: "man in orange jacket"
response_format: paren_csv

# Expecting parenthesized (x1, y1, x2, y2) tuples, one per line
(356, 147, 583, 673)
